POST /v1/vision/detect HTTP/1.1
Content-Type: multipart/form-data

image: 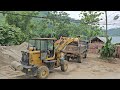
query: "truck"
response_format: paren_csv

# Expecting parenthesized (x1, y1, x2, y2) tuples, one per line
(54, 37, 88, 63)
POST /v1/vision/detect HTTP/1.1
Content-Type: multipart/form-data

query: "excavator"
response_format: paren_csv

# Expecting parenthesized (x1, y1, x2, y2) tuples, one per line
(11, 36, 88, 79)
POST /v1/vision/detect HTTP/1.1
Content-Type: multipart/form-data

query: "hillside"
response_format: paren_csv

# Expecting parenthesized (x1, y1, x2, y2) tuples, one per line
(0, 11, 80, 25)
(1, 11, 120, 37)
(107, 28, 120, 36)
(33, 11, 80, 24)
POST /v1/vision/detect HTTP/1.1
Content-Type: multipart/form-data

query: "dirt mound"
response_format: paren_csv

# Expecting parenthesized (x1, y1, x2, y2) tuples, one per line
(0, 42, 28, 67)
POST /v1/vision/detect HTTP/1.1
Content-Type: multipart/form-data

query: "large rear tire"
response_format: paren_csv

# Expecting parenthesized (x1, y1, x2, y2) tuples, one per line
(61, 60, 68, 72)
(37, 66, 49, 79)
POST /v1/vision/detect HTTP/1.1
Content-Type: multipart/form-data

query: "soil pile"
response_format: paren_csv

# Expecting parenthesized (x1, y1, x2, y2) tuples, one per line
(0, 42, 28, 67)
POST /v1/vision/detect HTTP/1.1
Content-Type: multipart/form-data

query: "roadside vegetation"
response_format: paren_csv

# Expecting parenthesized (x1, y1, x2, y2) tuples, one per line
(0, 11, 103, 45)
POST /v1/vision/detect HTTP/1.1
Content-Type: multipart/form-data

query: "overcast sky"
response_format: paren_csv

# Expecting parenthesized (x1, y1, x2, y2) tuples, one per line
(64, 11, 120, 29)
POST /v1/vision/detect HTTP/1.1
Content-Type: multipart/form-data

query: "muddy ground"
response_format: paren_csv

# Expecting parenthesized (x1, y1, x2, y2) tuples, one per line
(1, 53, 120, 79)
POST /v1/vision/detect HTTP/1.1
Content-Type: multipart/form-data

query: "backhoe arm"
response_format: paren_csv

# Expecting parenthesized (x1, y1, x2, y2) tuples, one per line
(54, 37, 78, 52)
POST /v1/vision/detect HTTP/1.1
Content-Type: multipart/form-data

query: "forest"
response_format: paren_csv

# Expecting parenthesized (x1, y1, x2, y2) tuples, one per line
(0, 11, 104, 45)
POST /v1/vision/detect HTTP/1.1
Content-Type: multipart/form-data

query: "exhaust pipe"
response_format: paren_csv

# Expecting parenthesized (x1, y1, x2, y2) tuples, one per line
(11, 61, 23, 71)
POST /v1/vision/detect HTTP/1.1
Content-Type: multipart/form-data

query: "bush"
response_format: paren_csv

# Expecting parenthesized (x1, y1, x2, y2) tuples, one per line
(99, 37, 115, 59)
(0, 24, 26, 45)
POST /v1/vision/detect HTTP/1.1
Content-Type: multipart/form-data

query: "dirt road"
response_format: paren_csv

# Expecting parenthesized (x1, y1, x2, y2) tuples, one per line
(47, 54, 120, 79)
(1, 53, 120, 79)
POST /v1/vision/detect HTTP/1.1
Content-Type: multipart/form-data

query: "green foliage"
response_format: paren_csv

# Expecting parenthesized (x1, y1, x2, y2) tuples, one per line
(99, 37, 115, 59)
(3, 11, 39, 40)
(0, 13, 5, 25)
(80, 11, 102, 25)
(31, 19, 55, 38)
(0, 24, 26, 45)
(79, 11, 103, 40)
(46, 11, 70, 38)
(31, 11, 71, 39)
(0, 11, 104, 46)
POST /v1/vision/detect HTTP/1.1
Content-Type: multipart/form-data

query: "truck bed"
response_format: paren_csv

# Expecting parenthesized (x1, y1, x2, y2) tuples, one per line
(62, 44, 87, 55)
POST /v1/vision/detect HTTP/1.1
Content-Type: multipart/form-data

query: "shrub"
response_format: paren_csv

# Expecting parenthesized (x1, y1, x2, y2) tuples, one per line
(99, 37, 115, 59)
(0, 24, 26, 45)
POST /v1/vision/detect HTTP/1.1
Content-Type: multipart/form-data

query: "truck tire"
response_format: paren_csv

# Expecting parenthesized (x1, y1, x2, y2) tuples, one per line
(77, 56, 82, 63)
(61, 60, 68, 72)
(37, 66, 49, 79)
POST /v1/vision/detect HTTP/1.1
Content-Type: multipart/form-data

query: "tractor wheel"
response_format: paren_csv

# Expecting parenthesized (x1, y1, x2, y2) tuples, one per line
(77, 56, 82, 63)
(37, 66, 49, 79)
(61, 60, 68, 72)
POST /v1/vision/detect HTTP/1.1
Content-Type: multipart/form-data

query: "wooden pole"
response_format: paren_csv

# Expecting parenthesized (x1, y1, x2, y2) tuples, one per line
(105, 11, 108, 40)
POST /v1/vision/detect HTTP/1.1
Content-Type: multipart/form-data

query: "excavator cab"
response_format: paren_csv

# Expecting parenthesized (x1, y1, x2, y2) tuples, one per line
(29, 38, 55, 60)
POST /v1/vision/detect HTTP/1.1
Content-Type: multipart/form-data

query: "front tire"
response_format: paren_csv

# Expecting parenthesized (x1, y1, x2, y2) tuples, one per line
(61, 60, 68, 72)
(37, 66, 49, 79)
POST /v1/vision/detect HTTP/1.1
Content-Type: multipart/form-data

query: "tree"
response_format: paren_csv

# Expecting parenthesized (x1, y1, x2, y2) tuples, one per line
(31, 11, 70, 38)
(46, 11, 70, 38)
(2, 11, 39, 41)
(79, 11, 103, 40)
(0, 24, 25, 45)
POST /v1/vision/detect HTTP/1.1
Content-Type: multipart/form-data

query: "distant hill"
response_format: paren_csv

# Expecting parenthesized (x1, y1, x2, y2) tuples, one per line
(35, 11, 80, 24)
(107, 28, 120, 36)
(0, 11, 80, 24)
(1, 11, 120, 37)
(69, 17, 80, 24)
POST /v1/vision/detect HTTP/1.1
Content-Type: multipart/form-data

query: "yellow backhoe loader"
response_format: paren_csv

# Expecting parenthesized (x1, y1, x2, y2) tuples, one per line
(11, 38, 68, 79)
(11, 37, 88, 79)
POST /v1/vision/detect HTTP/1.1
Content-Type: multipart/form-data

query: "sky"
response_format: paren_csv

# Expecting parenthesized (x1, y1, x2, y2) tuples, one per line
(64, 11, 120, 29)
